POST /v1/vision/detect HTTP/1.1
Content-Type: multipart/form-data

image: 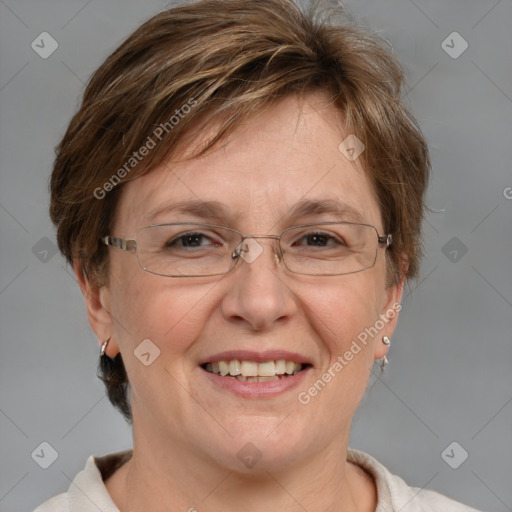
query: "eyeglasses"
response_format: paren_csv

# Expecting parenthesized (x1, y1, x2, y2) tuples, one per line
(101, 222, 392, 277)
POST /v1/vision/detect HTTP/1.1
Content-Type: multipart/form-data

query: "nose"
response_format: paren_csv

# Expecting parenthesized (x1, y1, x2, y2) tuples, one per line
(220, 237, 297, 331)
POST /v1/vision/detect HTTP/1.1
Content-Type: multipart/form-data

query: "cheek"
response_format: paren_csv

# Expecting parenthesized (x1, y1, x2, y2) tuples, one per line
(301, 272, 385, 407)
(309, 271, 383, 352)
(108, 266, 213, 362)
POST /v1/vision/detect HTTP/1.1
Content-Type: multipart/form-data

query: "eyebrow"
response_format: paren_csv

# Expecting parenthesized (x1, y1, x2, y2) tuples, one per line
(145, 198, 364, 225)
(284, 198, 364, 224)
(146, 200, 230, 224)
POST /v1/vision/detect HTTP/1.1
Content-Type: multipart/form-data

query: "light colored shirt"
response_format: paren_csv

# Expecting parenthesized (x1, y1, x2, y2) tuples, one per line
(33, 448, 482, 511)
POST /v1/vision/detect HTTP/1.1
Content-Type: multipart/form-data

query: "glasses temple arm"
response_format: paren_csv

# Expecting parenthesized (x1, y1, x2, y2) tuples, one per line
(378, 234, 393, 247)
(102, 236, 137, 252)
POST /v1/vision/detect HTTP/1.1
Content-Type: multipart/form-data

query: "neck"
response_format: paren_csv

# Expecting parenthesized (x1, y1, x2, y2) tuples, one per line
(106, 427, 377, 512)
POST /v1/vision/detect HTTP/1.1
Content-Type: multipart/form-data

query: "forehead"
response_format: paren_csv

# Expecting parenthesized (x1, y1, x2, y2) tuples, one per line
(115, 93, 382, 233)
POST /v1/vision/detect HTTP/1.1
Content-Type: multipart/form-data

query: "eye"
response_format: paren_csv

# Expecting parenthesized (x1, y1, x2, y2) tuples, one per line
(165, 231, 220, 249)
(293, 231, 345, 248)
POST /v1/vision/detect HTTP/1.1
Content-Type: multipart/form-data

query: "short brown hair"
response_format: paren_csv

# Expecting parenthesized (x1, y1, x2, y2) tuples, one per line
(50, 0, 430, 424)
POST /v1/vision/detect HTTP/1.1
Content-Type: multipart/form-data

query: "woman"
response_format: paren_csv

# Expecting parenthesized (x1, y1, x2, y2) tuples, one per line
(35, 0, 481, 510)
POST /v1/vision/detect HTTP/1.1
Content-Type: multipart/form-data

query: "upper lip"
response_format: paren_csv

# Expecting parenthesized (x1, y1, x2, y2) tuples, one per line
(198, 350, 313, 366)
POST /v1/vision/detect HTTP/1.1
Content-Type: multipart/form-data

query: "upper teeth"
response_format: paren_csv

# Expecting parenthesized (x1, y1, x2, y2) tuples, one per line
(205, 360, 303, 377)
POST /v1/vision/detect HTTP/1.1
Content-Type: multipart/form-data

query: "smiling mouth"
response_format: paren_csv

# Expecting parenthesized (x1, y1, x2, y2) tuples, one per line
(201, 359, 311, 382)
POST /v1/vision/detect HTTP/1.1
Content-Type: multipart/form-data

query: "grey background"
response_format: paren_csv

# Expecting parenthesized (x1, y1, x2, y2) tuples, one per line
(0, 0, 511, 510)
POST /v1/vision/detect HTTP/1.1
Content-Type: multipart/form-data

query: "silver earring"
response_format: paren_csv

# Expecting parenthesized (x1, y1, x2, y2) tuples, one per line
(380, 336, 390, 369)
(100, 337, 111, 358)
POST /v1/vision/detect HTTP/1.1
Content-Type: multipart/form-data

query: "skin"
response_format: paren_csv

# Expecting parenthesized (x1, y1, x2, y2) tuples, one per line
(77, 92, 404, 512)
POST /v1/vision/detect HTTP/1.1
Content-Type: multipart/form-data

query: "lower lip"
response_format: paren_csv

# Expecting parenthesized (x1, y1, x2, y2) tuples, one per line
(200, 366, 312, 399)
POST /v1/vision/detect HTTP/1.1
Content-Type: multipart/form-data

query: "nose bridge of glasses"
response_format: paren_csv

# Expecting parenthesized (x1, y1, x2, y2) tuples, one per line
(243, 234, 280, 242)
(233, 233, 283, 265)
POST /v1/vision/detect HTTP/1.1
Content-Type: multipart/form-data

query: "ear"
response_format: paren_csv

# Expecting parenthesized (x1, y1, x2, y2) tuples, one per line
(373, 271, 405, 360)
(73, 260, 120, 357)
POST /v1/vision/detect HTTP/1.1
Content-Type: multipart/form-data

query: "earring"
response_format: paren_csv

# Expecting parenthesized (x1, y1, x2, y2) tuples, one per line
(380, 336, 390, 369)
(100, 337, 111, 358)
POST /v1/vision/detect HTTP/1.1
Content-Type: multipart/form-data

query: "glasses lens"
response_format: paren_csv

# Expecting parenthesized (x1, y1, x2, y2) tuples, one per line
(280, 223, 379, 275)
(134, 222, 380, 277)
(136, 223, 240, 276)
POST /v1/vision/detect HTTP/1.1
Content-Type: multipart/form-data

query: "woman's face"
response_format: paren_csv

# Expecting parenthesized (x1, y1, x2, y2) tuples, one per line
(90, 93, 403, 472)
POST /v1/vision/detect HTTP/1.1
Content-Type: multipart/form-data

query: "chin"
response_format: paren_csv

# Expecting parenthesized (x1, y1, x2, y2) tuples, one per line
(199, 417, 315, 474)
